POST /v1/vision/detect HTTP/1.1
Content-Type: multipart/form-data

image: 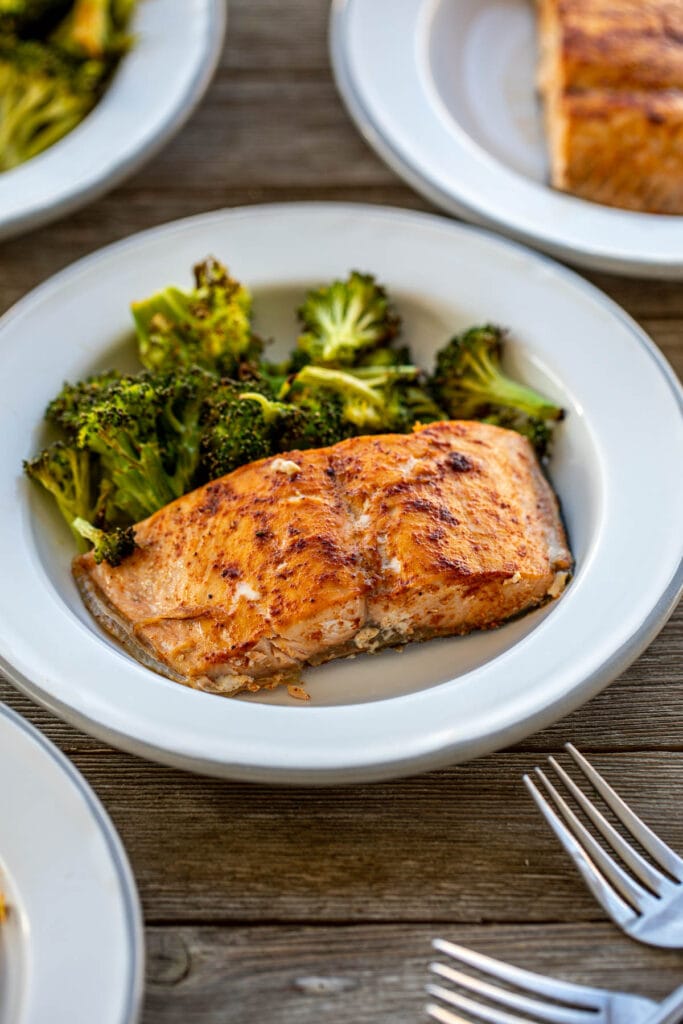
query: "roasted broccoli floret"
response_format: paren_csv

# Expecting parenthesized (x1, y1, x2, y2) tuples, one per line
(51, 0, 135, 59)
(287, 364, 424, 434)
(0, 39, 105, 170)
(72, 516, 136, 565)
(296, 272, 400, 368)
(399, 382, 447, 426)
(277, 393, 350, 452)
(132, 258, 260, 377)
(49, 368, 214, 523)
(356, 344, 412, 368)
(47, 369, 123, 433)
(199, 384, 292, 479)
(431, 325, 563, 422)
(23, 441, 96, 544)
(0, 0, 70, 33)
(482, 410, 554, 458)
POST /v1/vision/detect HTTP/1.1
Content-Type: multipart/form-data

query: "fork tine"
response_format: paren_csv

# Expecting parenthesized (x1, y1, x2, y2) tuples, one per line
(548, 756, 670, 896)
(534, 767, 653, 913)
(566, 744, 683, 881)
(426, 983, 545, 1024)
(523, 774, 639, 928)
(432, 939, 606, 1008)
(426, 1003, 468, 1024)
(429, 962, 600, 1024)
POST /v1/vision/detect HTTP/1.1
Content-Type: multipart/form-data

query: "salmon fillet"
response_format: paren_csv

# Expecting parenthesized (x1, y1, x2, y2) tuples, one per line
(537, 0, 683, 212)
(73, 422, 572, 697)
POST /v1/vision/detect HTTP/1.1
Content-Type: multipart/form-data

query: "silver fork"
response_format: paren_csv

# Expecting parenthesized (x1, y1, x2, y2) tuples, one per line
(426, 938, 683, 1024)
(524, 744, 683, 948)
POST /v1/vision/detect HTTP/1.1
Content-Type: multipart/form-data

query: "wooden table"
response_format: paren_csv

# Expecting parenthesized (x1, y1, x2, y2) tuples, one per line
(1, 2, 682, 1020)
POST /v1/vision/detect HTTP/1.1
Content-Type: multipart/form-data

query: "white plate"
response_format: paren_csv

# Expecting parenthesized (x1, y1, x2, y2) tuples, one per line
(0, 203, 681, 784)
(0, 0, 226, 242)
(0, 703, 143, 1024)
(330, 0, 683, 279)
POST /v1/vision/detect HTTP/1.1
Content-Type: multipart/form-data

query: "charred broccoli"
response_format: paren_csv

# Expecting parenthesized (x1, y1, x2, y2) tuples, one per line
(72, 516, 136, 565)
(46, 368, 122, 432)
(296, 272, 400, 368)
(0, 39, 104, 171)
(0, 0, 70, 33)
(286, 364, 425, 434)
(23, 441, 96, 544)
(431, 325, 563, 422)
(482, 410, 554, 458)
(22, 440, 135, 565)
(49, 367, 214, 522)
(132, 258, 261, 377)
(430, 325, 563, 456)
(199, 384, 292, 479)
(277, 392, 350, 452)
(51, 0, 134, 59)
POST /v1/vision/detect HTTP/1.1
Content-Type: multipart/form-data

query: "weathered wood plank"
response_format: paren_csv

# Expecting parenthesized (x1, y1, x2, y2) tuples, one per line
(142, 923, 683, 1023)
(224, 0, 329, 72)
(0, 740, 673, 923)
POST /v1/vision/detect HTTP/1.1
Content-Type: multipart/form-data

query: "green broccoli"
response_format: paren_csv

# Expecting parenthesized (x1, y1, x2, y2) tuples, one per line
(399, 382, 447, 427)
(482, 410, 554, 458)
(49, 367, 214, 523)
(356, 344, 412, 368)
(23, 441, 96, 545)
(0, 0, 70, 33)
(0, 39, 105, 171)
(431, 325, 563, 422)
(286, 364, 425, 434)
(23, 441, 136, 564)
(296, 272, 400, 368)
(131, 258, 261, 377)
(46, 368, 123, 433)
(51, 0, 134, 59)
(72, 516, 136, 566)
(199, 384, 291, 479)
(277, 393, 351, 452)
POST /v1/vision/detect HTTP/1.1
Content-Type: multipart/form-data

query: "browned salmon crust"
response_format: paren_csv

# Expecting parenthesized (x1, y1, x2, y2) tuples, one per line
(537, 0, 683, 212)
(73, 422, 573, 697)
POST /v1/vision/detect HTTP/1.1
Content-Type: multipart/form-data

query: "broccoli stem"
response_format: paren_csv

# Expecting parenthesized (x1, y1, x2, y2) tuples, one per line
(295, 365, 416, 404)
(72, 516, 137, 566)
(463, 347, 562, 421)
(238, 392, 286, 424)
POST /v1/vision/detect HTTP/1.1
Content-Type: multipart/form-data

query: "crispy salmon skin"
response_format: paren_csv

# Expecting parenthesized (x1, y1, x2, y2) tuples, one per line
(73, 422, 572, 696)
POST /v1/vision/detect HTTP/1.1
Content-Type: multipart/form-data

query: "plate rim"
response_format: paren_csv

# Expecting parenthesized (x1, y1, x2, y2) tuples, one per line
(0, 201, 681, 785)
(0, 0, 227, 242)
(329, 0, 683, 279)
(0, 701, 144, 1023)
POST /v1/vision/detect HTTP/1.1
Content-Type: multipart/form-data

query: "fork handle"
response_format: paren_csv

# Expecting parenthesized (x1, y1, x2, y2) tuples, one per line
(649, 985, 683, 1024)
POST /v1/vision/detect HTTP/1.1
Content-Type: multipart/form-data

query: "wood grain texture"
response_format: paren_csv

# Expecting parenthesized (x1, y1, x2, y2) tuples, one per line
(142, 924, 683, 1023)
(0, 0, 681, 1021)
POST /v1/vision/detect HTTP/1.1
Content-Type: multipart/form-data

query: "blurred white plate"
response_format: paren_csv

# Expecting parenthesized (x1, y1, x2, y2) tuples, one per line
(0, 703, 143, 1024)
(0, 0, 226, 241)
(0, 203, 681, 784)
(330, 0, 683, 279)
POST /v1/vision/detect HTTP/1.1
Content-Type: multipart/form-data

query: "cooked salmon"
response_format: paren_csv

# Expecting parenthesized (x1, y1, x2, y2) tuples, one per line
(537, 0, 683, 213)
(73, 422, 572, 697)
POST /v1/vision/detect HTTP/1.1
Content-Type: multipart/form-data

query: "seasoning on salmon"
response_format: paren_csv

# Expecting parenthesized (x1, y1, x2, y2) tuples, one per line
(73, 421, 572, 696)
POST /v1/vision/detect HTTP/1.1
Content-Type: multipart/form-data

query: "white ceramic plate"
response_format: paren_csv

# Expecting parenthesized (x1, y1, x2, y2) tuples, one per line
(330, 0, 683, 279)
(0, 203, 681, 784)
(0, 0, 226, 242)
(0, 703, 143, 1023)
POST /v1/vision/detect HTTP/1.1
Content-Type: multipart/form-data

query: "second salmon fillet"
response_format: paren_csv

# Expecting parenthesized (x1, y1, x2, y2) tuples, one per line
(73, 421, 572, 696)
